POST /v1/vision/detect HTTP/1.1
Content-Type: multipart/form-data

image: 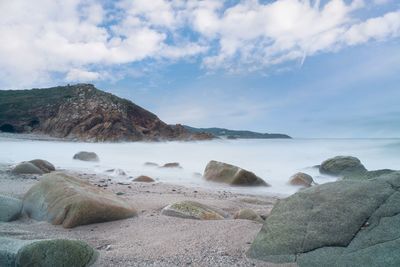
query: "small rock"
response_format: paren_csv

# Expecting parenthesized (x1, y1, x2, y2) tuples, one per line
(144, 162, 159, 167)
(162, 200, 226, 220)
(73, 151, 99, 162)
(234, 209, 264, 223)
(161, 162, 182, 168)
(289, 172, 314, 187)
(133, 175, 155, 183)
(12, 162, 44, 175)
(29, 159, 55, 173)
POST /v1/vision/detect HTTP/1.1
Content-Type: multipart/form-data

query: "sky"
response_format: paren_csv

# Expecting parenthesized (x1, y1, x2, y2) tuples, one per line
(0, 0, 399, 138)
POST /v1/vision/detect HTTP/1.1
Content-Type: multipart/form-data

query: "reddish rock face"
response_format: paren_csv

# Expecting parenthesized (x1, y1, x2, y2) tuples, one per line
(0, 84, 214, 142)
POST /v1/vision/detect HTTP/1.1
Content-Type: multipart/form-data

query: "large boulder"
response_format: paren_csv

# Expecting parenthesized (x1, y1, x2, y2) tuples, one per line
(234, 208, 264, 223)
(289, 172, 314, 187)
(23, 172, 136, 228)
(162, 200, 225, 220)
(73, 151, 99, 162)
(29, 159, 55, 173)
(11, 162, 44, 175)
(319, 156, 367, 176)
(248, 171, 400, 266)
(203, 160, 268, 186)
(343, 169, 397, 181)
(0, 195, 22, 222)
(0, 237, 98, 267)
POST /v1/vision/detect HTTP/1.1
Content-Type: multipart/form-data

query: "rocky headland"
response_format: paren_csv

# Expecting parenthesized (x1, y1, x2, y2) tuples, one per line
(0, 84, 213, 142)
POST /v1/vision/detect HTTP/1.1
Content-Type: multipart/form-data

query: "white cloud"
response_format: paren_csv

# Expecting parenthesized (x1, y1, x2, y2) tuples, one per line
(0, 0, 399, 88)
(66, 69, 101, 82)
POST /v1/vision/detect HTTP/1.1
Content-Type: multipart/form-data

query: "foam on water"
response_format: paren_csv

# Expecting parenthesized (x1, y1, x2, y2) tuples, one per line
(1, 135, 399, 196)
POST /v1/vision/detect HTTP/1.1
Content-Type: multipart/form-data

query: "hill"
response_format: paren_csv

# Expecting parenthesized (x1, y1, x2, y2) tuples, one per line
(183, 126, 291, 139)
(0, 84, 212, 141)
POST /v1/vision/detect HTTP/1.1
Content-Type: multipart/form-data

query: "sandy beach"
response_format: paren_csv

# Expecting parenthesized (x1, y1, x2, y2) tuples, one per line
(0, 165, 297, 267)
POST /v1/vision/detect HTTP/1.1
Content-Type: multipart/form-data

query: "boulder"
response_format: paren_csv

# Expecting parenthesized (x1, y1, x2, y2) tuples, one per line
(73, 151, 99, 162)
(23, 172, 136, 228)
(0, 195, 22, 222)
(162, 201, 225, 220)
(11, 162, 44, 175)
(29, 159, 55, 173)
(0, 237, 97, 267)
(161, 162, 182, 168)
(234, 209, 264, 223)
(203, 160, 269, 186)
(248, 171, 400, 266)
(289, 172, 314, 187)
(343, 169, 397, 181)
(319, 156, 367, 176)
(133, 175, 155, 183)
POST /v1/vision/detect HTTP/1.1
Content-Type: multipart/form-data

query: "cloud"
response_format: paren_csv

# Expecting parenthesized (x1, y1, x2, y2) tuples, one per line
(0, 0, 399, 88)
(66, 69, 101, 82)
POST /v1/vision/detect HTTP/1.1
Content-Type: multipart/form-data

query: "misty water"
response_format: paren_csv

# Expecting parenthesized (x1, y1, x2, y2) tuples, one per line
(1, 135, 399, 197)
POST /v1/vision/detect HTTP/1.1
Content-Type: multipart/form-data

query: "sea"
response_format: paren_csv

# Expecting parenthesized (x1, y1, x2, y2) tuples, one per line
(1, 134, 399, 197)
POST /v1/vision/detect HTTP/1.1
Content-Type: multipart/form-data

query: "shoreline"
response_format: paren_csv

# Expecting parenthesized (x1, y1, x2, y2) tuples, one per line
(0, 167, 289, 266)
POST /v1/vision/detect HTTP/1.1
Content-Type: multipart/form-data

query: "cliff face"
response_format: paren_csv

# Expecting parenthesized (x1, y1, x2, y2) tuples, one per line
(0, 84, 213, 141)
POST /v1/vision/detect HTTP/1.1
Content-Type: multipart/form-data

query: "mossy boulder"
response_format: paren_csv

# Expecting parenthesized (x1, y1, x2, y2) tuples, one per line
(162, 201, 225, 220)
(0, 237, 98, 267)
(12, 162, 44, 175)
(203, 160, 269, 186)
(23, 172, 136, 228)
(343, 169, 397, 181)
(234, 208, 264, 223)
(0, 195, 22, 222)
(289, 172, 314, 187)
(73, 151, 99, 162)
(248, 172, 400, 266)
(319, 156, 367, 176)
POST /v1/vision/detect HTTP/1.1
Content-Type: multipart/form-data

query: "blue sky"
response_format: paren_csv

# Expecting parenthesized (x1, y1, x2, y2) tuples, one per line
(0, 0, 399, 137)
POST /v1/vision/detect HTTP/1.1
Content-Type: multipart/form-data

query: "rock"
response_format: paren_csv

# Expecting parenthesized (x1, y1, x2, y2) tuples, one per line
(289, 172, 314, 187)
(248, 171, 400, 266)
(144, 162, 159, 167)
(319, 156, 367, 176)
(22, 172, 136, 228)
(161, 162, 182, 168)
(0, 237, 98, 267)
(29, 159, 55, 173)
(234, 209, 264, 223)
(162, 201, 225, 220)
(73, 151, 99, 162)
(343, 169, 397, 181)
(0, 195, 22, 222)
(203, 160, 269, 186)
(12, 162, 44, 175)
(133, 175, 155, 183)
